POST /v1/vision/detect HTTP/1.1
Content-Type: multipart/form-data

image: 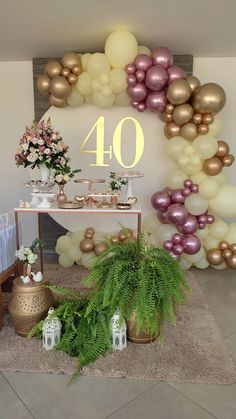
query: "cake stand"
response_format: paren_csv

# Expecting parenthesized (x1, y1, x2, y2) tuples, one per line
(74, 178, 106, 207)
(25, 181, 55, 206)
(116, 171, 144, 202)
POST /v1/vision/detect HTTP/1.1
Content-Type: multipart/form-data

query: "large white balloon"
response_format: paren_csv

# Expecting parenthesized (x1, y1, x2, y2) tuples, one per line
(199, 179, 220, 199)
(138, 45, 151, 56)
(155, 224, 178, 245)
(185, 194, 208, 216)
(166, 137, 188, 160)
(166, 169, 187, 189)
(208, 117, 223, 136)
(193, 135, 218, 159)
(105, 30, 138, 68)
(71, 231, 84, 245)
(183, 246, 204, 263)
(87, 53, 110, 78)
(226, 223, 236, 243)
(59, 253, 74, 268)
(66, 245, 82, 262)
(203, 236, 219, 250)
(209, 219, 229, 240)
(194, 257, 209, 269)
(56, 235, 72, 252)
(210, 184, 236, 217)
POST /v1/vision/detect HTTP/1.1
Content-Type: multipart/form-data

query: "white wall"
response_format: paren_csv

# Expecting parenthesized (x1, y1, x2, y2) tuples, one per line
(0, 61, 37, 244)
(0, 58, 236, 243)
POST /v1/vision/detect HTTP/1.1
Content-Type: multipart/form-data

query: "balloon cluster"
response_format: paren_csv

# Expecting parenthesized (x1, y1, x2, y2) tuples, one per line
(163, 81, 226, 141)
(125, 47, 186, 113)
(37, 52, 82, 108)
(206, 241, 236, 269)
(110, 227, 136, 244)
(163, 232, 201, 260)
(203, 140, 235, 176)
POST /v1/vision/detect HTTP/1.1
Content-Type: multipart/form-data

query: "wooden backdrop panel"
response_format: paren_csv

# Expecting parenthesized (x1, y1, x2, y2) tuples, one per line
(33, 55, 193, 122)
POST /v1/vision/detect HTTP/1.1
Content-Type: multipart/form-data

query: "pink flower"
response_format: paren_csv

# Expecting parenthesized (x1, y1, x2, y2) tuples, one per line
(55, 174, 63, 183)
(27, 153, 38, 163)
(39, 146, 45, 153)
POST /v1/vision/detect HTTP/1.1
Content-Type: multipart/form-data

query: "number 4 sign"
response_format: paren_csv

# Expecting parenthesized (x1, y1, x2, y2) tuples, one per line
(80, 116, 144, 168)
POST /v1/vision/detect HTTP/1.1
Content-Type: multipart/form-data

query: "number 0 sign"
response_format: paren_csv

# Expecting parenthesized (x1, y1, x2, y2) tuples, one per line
(80, 116, 144, 168)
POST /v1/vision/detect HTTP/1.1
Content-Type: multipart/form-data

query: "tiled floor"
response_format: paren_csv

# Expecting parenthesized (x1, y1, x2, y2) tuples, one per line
(1, 267, 236, 419)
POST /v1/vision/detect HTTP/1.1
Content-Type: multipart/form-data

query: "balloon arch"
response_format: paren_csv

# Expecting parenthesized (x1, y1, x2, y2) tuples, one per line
(37, 30, 236, 270)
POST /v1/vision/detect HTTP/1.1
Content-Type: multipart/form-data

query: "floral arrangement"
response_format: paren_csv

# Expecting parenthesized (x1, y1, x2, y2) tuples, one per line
(15, 118, 69, 169)
(15, 238, 41, 265)
(54, 164, 81, 185)
(108, 172, 127, 192)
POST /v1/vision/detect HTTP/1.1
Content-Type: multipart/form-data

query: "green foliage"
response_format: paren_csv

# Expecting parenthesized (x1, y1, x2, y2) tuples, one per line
(108, 171, 127, 192)
(30, 238, 189, 378)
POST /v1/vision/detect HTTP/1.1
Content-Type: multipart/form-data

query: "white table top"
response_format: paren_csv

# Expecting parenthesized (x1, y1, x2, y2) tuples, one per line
(14, 206, 142, 215)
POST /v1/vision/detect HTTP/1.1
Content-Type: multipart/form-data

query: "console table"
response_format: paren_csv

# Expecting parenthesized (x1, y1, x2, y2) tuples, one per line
(14, 206, 142, 273)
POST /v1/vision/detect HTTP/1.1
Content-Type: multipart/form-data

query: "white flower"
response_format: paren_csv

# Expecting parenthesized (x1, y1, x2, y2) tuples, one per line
(27, 153, 38, 163)
(38, 139, 44, 145)
(44, 148, 51, 154)
(22, 143, 29, 152)
(28, 253, 37, 264)
(15, 246, 26, 261)
(60, 157, 66, 166)
(55, 174, 63, 183)
(31, 137, 38, 145)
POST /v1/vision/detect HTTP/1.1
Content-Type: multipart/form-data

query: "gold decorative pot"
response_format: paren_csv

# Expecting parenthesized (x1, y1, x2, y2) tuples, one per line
(126, 313, 158, 344)
(8, 278, 54, 336)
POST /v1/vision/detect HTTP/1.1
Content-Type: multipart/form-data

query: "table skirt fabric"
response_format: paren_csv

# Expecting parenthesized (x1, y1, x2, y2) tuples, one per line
(0, 212, 16, 273)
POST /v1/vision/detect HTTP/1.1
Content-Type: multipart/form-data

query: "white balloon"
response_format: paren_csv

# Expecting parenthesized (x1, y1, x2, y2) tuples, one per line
(93, 91, 115, 108)
(213, 172, 226, 184)
(76, 72, 93, 95)
(212, 262, 227, 270)
(81, 53, 92, 71)
(71, 231, 84, 245)
(226, 223, 236, 243)
(87, 53, 110, 79)
(199, 179, 220, 199)
(195, 225, 209, 240)
(114, 91, 131, 106)
(208, 117, 223, 136)
(166, 137, 188, 160)
(181, 162, 203, 175)
(191, 171, 209, 185)
(185, 193, 208, 216)
(166, 168, 187, 189)
(66, 245, 82, 262)
(81, 252, 97, 269)
(179, 258, 192, 270)
(67, 89, 84, 107)
(194, 257, 209, 269)
(193, 135, 218, 159)
(210, 184, 236, 217)
(56, 235, 72, 252)
(142, 214, 160, 234)
(59, 253, 74, 268)
(138, 45, 151, 56)
(55, 244, 63, 255)
(183, 246, 204, 263)
(155, 224, 178, 246)
(203, 236, 219, 250)
(209, 219, 229, 240)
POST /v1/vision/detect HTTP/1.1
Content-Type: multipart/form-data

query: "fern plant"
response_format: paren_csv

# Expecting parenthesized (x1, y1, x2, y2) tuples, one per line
(30, 238, 189, 377)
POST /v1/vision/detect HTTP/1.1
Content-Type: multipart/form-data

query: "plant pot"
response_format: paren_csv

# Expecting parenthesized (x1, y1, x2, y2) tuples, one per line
(126, 312, 158, 344)
(57, 184, 67, 205)
(8, 278, 54, 337)
(40, 164, 51, 183)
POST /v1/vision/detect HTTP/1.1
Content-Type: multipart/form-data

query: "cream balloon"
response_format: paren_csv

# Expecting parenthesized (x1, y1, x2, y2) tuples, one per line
(71, 231, 84, 245)
(193, 135, 218, 159)
(213, 172, 226, 184)
(138, 45, 151, 56)
(59, 253, 74, 268)
(66, 245, 82, 262)
(179, 258, 192, 270)
(155, 224, 178, 246)
(203, 236, 220, 250)
(81, 252, 97, 269)
(185, 194, 208, 215)
(109, 68, 127, 93)
(76, 72, 93, 95)
(212, 262, 227, 270)
(208, 117, 223, 136)
(210, 184, 236, 217)
(81, 53, 92, 71)
(105, 30, 138, 68)
(181, 162, 203, 175)
(184, 246, 204, 263)
(194, 257, 210, 269)
(67, 89, 84, 107)
(147, 234, 159, 247)
(87, 53, 110, 79)
(199, 179, 220, 199)
(190, 171, 209, 185)
(209, 219, 229, 239)
(56, 235, 72, 252)
(55, 244, 63, 255)
(226, 223, 236, 243)
(115, 91, 131, 106)
(196, 225, 209, 240)
(166, 137, 188, 160)
(142, 214, 160, 234)
(93, 91, 115, 108)
(166, 169, 187, 189)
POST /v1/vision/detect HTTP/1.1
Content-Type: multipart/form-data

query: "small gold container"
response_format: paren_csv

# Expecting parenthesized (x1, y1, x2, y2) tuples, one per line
(8, 278, 54, 336)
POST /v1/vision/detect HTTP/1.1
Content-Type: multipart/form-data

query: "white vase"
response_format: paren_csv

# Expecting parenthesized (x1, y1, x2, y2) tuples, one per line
(40, 164, 50, 183)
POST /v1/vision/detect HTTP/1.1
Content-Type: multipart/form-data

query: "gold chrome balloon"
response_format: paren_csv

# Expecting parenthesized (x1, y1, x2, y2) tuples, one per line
(203, 157, 223, 175)
(80, 238, 95, 253)
(206, 248, 224, 265)
(222, 249, 232, 259)
(180, 122, 198, 141)
(167, 79, 192, 105)
(172, 104, 194, 126)
(61, 67, 71, 78)
(192, 83, 226, 114)
(50, 75, 71, 99)
(159, 112, 172, 122)
(225, 253, 236, 269)
(219, 241, 229, 250)
(72, 64, 82, 76)
(187, 75, 201, 93)
(94, 242, 108, 256)
(165, 103, 174, 114)
(197, 123, 209, 135)
(202, 113, 214, 125)
(164, 122, 180, 139)
(36, 74, 50, 95)
(68, 73, 78, 84)
(192, 113, 202, 125)
(222, 154, 235, 167)
(110, 234, 120, 244)
(48, 94, 67, 108)
(61, 52, 81, 70)
(44, 60, 62, 78)
(229, 243, 236, 253)
(215, 140, 230, 158)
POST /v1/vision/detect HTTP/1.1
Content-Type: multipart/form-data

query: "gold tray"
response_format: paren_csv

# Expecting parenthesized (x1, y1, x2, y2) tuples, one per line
(116, 202, 131, 210)
(58, 201, 84, 209)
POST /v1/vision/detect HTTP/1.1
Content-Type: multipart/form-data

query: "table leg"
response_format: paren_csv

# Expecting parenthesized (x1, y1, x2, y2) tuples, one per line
(137, 213, 142, 241)
(38, 213, 44, 273)
(14, 212, 23, 276)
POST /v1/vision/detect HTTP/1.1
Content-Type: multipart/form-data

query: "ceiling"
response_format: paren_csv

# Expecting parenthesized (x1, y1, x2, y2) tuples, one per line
(1, 0, 236, 60)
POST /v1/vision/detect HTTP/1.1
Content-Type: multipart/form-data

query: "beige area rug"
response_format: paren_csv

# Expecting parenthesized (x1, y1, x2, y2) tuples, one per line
(0, 264, 236, 384)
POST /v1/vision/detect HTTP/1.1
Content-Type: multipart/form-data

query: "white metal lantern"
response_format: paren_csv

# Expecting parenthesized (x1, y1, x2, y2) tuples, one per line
(43, 307, 61, 351)
(111, 310, 127, 350)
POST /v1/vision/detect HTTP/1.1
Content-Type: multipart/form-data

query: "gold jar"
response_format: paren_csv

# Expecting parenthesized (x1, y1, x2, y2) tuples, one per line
(126, 312, 158, 344)
(8, 278, 54, 337)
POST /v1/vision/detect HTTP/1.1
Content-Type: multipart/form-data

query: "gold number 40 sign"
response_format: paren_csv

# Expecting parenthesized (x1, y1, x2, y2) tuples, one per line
(80, 116, 144, 168)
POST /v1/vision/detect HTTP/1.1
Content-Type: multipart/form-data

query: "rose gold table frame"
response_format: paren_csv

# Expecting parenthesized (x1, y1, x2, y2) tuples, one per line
(14, 207, 142, 273)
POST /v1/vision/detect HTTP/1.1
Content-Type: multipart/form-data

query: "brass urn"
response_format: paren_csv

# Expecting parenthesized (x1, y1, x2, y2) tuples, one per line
(126, 312, 158, 344)
(8, 278, 54, 336)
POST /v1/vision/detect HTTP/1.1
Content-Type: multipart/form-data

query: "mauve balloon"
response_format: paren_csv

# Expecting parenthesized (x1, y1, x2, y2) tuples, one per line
(127, 83, 148, 102)
(163, 240, 173, 251)
(163, 187, 173, 195)
(127, 74, 137, 86)
(125, 64, 136, 75)
(137, 102, 146, 112)
(146, 65, 168, 91)
(182, 234, 201, 255)
(157, 210, 169, 224)
(198, 214, 207, 224)
(146, 91, 167, 113)
(178, 215, 198, 234)
(184, 179, 192, 188)
(207, 214, 215, 224)
(151, 47, 173, 69)
(172, 233, 182, 244)
(136, 69, 145, 82)
(151, 191, 171, 210)
(169, 251, 180, 261)
(171, 189, 185, 204)
(133, 54, 152, 71)
(132, 101, 139, 108)
(182, 187, 191, 197)
(168, 65, 187, 84)
(191, 184, 199, 193)
(166, 204, 188, 225)
(198, 223, 205, 229)
(173, 244, 184, 255)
